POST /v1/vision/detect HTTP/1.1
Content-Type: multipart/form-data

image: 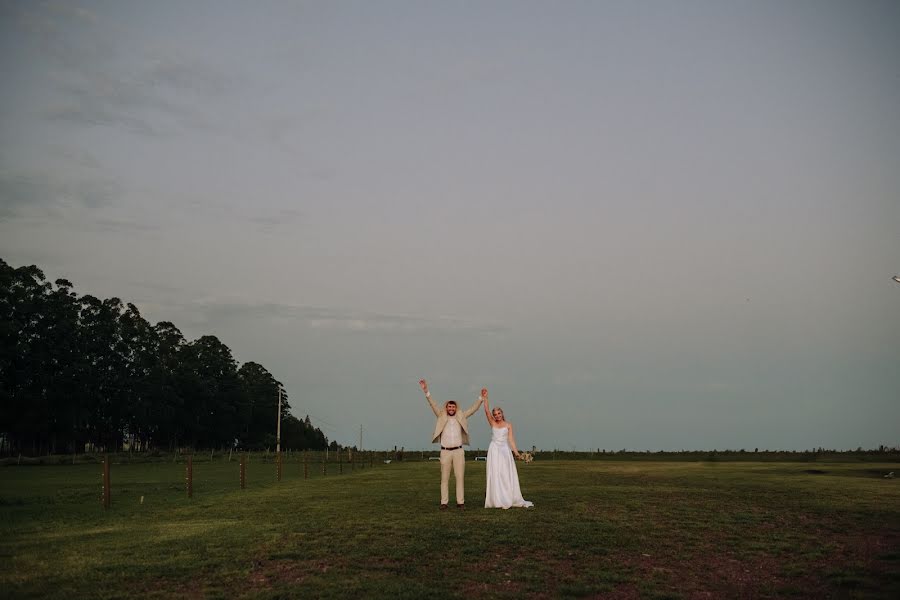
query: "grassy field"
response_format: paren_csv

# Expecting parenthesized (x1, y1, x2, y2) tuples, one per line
(1, 457, 899, 599)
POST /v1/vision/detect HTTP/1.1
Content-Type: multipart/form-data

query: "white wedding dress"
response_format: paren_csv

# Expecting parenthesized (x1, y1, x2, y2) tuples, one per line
(485, 426, 534, 509)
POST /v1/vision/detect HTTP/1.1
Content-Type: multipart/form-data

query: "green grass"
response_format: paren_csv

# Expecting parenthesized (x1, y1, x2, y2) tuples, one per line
(1, 459, 899, 599)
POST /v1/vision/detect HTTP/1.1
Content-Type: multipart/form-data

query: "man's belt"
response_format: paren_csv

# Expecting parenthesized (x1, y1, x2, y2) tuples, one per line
(441, 446, 462, 451)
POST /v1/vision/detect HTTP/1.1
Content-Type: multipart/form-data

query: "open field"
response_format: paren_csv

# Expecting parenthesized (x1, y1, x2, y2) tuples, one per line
(2, 459, 899, 599)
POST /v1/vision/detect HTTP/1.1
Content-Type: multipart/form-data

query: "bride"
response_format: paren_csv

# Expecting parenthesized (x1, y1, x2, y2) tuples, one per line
(481, 388, 533, 509)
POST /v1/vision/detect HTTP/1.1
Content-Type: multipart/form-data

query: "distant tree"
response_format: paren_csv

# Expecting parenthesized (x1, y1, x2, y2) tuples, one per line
(0, 261, 55, 454)
(0, 258, 335, 455)
(238, 361, 283, 449)
(118, 303, 162, 451)
(147, 321, 186, 450)
(175, 335, 243, 449)
(44, 278, 82, 454)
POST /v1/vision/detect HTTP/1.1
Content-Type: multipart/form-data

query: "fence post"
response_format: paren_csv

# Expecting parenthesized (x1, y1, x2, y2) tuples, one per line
(276, 451, 283, 482)
(186, 454, 193, 498)
(240, 454, 246, 489)
(322, 454, 326, 477)
(101, 455, 111, 510)
(339, 450, 343, 474)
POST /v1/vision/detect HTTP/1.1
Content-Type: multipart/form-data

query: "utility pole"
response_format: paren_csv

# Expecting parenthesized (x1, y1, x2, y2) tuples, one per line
(276, 386, 282, 453)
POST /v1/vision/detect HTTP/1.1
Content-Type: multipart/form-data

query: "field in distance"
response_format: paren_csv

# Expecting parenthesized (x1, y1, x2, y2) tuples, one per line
(1, 459, 898, 599)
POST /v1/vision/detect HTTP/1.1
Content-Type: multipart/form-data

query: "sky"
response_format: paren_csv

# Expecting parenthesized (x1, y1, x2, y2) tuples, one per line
(1, 0, 898, 452)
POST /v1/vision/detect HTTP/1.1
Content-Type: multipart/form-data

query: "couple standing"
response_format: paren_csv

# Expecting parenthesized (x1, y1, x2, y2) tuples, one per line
(419, 379, 533, 510)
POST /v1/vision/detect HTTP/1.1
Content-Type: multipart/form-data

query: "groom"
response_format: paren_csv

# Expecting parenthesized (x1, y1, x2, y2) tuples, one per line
(419, 379, 483, 510)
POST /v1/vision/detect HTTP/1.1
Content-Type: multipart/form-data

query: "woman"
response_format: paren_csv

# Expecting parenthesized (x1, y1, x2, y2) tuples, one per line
(482, 388, 534, 509)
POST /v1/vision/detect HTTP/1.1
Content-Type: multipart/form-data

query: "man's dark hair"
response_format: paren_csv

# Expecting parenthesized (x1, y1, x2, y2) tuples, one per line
(445, 400, 457, 406)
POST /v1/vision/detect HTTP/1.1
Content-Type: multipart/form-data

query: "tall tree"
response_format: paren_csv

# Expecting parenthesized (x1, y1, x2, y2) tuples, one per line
(175, 335, 243, 449)
(237, 361, 282, 449)
(0, 258, 328, 455)
(0, 262, 53, 454)
(76, 295, 129, 450)
(44, 278, 81, 454)
(150, 321, 186, 450)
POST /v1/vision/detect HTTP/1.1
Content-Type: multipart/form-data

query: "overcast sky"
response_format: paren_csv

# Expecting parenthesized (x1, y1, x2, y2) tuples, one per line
(2, 1, 898, 451)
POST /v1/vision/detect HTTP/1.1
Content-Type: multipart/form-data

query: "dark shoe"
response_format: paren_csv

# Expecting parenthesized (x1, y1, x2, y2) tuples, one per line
(457, 503, 465, 510)
(439, 504, 448, 510)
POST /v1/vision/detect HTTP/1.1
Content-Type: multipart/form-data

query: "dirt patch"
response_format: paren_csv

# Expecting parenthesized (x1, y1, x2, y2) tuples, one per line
(457, 549, 535, 597)
(246, 556, 346, 589)
(608, 529, 900, 599)
(138, 575, 205, 600)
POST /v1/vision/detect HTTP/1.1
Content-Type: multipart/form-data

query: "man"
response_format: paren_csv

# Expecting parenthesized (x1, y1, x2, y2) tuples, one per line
(419, 379, 483, 510)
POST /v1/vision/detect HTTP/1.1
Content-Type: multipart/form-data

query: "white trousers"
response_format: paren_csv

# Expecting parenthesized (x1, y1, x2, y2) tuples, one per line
(439, 448, 465, 505)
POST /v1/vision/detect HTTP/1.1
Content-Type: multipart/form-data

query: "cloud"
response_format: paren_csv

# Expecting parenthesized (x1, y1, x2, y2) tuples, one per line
(0, 171, 121, 220)
(0, 170, 157, 234)
(7, 2, 307, 158)
(551, 370, 601, 387)
(144, 56, 233, 98)
(44, 59, 224, 136)
(246, 208, 304, 233)
(10, 2, 236, 137)
(304, 310, 507, 335)
(45, 97, 162, 136)
(45, 146, 103, 169)
(91, 217, 159, 233)
(152, 298, 509, 337)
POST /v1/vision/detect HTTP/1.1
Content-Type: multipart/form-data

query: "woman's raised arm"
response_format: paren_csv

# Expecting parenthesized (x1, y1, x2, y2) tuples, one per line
(482, 387, 494, 426)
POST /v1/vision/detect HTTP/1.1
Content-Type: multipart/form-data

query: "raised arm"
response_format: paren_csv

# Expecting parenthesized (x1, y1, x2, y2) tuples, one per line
(508, 423, 522, 459)
(481, 388, 494, 426)
(420, 379, 440, 416)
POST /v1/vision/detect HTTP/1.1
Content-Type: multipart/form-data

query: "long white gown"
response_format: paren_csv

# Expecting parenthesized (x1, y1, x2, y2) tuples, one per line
(485, 426, 534, 509)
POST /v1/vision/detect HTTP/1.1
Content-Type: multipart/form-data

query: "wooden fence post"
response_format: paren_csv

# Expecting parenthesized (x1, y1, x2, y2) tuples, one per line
(101, 455, 111, 510)
(322, 454, 326, 476)
(240, 454, 246, 489)
(276, 451, 283, 482)
(186, 455, 193, 498)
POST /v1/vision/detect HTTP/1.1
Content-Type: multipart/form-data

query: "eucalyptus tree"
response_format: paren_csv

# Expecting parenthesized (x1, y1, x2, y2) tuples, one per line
(1, 257, 327, 455)
(43, 278, 82, 453)
(237, 361, 284, 449)
(151, 321, 186, 450)
(0, 261, 54, 454)
(76, 295, 130, 450)
(175, 335, 244, 449)
(280, 413, 328, 451)
(234, 362, 330, 450)
(118, 302, 160, 451)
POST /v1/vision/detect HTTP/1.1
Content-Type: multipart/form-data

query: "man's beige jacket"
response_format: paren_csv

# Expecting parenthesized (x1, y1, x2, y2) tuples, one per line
(427, 395, 483, 446)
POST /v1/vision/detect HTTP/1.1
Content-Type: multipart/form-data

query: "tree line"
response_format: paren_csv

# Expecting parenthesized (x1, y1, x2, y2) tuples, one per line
(0, 258, 329, 456)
